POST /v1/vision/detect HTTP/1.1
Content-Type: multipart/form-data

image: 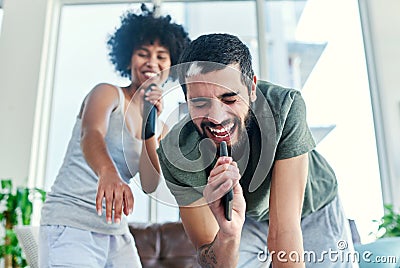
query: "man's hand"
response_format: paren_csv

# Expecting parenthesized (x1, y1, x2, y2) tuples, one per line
(95, 171, 134, 224)
(203, 156, 246, 235)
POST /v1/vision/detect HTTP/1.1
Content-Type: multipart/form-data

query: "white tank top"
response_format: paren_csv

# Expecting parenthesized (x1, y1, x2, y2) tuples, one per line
(41, 86, 144, 235)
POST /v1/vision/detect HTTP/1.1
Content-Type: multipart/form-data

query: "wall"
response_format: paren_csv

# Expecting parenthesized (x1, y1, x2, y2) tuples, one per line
(0, 0, 50, 187)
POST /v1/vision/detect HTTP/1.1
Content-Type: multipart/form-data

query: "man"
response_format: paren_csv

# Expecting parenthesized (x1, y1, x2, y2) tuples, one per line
(157, 33, 356, 267)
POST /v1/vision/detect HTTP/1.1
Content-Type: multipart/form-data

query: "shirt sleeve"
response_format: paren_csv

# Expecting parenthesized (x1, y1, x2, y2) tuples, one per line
(275, 91, 316, 160)
(157, 146, 204, 206)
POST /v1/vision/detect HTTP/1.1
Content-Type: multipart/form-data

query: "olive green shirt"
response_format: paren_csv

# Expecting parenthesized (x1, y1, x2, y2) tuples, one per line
(157, 80, 337, 221)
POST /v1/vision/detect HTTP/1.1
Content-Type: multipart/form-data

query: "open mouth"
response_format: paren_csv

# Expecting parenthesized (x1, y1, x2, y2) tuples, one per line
(206, 122, 235, 141)
(143, 72, 158, 79)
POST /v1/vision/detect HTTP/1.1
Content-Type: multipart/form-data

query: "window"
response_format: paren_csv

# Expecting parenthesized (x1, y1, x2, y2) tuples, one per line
(0, 8, 3, 33)
(261, 0, 382, 243)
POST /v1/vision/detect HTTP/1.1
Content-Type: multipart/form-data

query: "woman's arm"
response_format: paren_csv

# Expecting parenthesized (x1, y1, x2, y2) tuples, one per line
(81, 84, 134, 224)
(138, 87, 167, 193)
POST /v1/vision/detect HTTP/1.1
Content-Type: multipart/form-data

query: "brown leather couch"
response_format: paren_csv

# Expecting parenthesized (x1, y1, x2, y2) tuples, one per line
(129, 222, 201, 268)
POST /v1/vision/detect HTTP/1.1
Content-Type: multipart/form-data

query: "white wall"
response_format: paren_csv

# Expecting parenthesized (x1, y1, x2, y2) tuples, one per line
(359, 0, 400, 209)
(0, 0, 50, 187)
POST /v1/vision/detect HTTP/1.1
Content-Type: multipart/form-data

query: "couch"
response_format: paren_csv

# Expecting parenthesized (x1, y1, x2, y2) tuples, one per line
(129, 221, 201, 268)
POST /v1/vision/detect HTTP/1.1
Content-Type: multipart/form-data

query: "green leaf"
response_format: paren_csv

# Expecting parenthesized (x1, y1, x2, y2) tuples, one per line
(375, 203, 400, 238)
(35, 188, 47, 202)
(17, 188, 33, 225)
(1, 179, 13, 192)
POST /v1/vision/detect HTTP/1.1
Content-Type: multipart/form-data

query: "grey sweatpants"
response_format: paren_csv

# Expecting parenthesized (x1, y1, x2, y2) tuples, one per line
(238, 197, 359, 267)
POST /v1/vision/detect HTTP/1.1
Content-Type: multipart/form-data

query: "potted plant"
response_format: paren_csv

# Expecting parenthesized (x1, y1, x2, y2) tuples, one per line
(375, 204, 400, 238)
(354, 204, 400, 268)
(0, 179, 46, 268)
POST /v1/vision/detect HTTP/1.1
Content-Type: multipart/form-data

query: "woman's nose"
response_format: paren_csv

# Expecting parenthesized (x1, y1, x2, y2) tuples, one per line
(146, 55, 158, 68)
(146, 61, 155, 67)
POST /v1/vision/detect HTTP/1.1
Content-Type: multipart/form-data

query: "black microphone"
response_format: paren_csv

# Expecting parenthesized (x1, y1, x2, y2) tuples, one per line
(220, 141, 233, 221)
(142, 84, 157, 140)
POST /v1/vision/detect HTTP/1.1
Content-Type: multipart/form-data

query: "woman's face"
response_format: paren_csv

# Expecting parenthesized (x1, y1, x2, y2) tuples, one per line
(129, 40, 171, 88)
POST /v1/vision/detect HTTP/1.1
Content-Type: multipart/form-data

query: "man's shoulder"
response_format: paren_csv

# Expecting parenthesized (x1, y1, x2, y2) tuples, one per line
(256, 80, 299, 101)
(255, 80, 302, 119)
(159, 115, 197, 150)
(158, 115, 204, 167)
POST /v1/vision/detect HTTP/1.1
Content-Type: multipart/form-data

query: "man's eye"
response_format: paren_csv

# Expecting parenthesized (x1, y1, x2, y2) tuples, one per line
(191, 101, 208, 108)
(224, 99, 237, 104)
(194, 103, 207, 108)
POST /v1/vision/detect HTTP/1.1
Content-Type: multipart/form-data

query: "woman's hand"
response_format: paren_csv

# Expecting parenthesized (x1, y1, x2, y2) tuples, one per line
(95, 170, 134, 224)
(140, 84, 164, 117)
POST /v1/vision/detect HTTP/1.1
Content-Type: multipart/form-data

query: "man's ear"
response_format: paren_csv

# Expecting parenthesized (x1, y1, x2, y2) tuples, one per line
(250, 75, 257, 102)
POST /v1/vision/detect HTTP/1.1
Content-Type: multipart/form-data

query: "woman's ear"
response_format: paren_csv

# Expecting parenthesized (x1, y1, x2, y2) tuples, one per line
(250, 75, 257, 102)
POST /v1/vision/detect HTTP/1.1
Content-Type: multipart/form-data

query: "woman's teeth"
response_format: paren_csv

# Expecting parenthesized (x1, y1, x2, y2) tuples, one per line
(144, 72, 157, 78)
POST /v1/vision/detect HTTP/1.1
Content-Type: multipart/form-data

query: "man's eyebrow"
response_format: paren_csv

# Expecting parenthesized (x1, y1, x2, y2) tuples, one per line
(219, 91, 239, 99)
(189, 91, 240, 102)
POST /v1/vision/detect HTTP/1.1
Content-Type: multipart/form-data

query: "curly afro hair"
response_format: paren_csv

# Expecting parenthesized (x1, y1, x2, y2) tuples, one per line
(107, 4, 190, 81)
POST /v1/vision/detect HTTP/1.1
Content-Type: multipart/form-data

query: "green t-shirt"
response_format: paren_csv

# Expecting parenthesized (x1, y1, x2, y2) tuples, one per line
(157, 80, 337, 221)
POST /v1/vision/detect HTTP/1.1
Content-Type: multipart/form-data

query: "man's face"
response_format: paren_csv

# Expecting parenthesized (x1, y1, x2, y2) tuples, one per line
(186, 64, 257, 148)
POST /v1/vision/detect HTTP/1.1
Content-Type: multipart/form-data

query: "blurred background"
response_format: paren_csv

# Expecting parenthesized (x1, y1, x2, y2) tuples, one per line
(0, 0, 399, 244)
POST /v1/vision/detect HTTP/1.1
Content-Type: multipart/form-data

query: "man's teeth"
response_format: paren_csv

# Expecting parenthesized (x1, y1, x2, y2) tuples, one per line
(208, 123, 234, 137)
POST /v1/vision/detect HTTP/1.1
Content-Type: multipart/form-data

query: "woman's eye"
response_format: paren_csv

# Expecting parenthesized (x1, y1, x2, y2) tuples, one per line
(137, 52, 148, 57)
(158, 55, 168, 61)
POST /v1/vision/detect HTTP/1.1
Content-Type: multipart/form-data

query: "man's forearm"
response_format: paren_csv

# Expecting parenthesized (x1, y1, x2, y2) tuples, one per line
(197, 232, 240, 268)
(268, 229, 305, 268)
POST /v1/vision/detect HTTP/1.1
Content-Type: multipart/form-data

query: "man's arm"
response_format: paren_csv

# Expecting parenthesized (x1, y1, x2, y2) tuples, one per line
(268, 153, 308, 268)
(180, 156, 246, 267)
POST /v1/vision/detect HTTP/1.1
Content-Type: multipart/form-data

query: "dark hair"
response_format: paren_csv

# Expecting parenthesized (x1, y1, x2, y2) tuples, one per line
(107, 4, 190, 80)
(178, 33, 254, 96)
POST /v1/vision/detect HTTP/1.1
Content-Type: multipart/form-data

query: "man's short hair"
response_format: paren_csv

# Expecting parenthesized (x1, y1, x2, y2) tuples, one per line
(178, 33, 254, 96)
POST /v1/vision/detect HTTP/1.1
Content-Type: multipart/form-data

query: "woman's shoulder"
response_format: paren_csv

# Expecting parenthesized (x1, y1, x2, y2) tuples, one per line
(86, 83, 122, 99)
(91, 82, 121, 92)
(81, 83, 123, 111)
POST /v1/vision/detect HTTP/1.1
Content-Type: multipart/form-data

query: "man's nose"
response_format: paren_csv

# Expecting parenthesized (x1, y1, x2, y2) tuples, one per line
(207, 101, 228, 124)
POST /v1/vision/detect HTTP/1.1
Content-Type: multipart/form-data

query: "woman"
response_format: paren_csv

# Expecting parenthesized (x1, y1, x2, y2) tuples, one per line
(39, 4, 190, 267)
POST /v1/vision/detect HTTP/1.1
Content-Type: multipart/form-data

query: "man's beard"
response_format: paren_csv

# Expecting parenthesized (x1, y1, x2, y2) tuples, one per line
(230, 107, 254, 158)
(197, 107, 254, 159)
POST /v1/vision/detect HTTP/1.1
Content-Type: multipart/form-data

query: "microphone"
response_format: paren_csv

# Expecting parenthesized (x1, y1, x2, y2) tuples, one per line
(220, 141, 233, 221)
(141, 84, 157, 140)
